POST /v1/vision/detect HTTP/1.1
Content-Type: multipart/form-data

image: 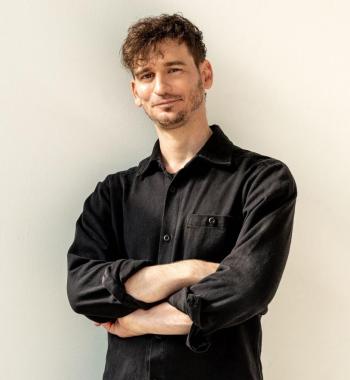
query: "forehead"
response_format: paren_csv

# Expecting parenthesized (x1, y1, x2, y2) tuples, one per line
(133, 39, 195, 72)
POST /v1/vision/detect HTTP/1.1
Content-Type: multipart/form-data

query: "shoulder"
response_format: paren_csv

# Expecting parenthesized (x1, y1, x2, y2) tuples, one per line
(232, 144, 288, 169)
(92, 157, 148, 194)
(231, 144, 297, 197)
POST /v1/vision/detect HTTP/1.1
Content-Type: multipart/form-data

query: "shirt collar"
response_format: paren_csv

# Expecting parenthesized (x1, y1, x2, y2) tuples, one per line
(136, 124, 234, 178)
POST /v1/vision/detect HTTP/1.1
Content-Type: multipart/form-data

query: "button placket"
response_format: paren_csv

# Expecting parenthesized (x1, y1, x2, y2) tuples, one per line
(163, 233, 171, 242)
(157, 174, 180, 264)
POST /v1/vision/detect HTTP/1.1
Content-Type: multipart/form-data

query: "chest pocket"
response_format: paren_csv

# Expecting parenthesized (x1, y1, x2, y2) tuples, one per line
(184, 213, 236, 261)
(186, 213, 234, 229)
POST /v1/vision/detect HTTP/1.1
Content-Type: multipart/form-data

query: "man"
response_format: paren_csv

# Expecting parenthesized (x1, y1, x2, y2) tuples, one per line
(67, 13, 297, 380)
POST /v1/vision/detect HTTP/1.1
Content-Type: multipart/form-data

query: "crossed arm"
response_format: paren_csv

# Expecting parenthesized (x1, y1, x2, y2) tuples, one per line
(96, 259, 219, 338)
(69, 161, 297, 348)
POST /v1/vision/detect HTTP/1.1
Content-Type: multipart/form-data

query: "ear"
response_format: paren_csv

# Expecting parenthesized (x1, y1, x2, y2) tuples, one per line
(131, 80, 142, 107)
(200, 59, 213, 90)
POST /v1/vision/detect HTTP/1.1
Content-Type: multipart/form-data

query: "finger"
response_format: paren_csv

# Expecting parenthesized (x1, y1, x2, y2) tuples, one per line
(102, 321, 126, 337)
(100, 322, 112, 330)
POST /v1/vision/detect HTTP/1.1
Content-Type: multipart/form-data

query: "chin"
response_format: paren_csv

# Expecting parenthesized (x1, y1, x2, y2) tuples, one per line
(146, 108, 188, 128)
(155, 112, 187, 128)
(157, 117, 187, 129)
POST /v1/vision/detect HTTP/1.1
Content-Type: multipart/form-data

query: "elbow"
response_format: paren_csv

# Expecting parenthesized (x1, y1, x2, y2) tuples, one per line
(233, 295, 270, 326)
(218, 286, 273, 328)
(239, 285, 275, 320)
(66, 276, 84, 315)
(67, 294, 80, 315)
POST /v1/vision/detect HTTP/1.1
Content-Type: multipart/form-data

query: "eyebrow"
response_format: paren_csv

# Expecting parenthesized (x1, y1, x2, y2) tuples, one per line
(134, 60, 187, 77)
(164, 60, 186, 67)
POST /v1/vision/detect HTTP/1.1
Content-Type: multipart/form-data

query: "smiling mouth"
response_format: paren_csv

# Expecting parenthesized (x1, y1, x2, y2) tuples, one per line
(153, 99, 181, 107)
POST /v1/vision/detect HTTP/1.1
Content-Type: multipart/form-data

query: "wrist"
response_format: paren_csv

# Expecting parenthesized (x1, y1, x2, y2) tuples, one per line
(169, 260, 198, 287)
(189, 259, 220, 283)
(119, 308, 150, 334)
(143, 302, 193, 335)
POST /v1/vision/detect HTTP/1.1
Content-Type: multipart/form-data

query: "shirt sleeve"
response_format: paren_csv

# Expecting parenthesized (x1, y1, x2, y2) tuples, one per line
(66, 175, 157, 323)
(167, 159, 298, 353)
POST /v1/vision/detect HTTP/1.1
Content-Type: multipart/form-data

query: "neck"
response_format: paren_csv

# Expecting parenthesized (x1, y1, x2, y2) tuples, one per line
(154, 114, 212, 174)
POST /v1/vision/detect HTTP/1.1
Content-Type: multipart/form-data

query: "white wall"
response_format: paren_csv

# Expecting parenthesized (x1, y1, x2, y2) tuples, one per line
(1, 1, 349, 379)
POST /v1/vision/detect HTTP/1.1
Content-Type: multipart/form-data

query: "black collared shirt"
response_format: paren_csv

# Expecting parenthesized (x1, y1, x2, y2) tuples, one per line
(67, 124, 297, 380)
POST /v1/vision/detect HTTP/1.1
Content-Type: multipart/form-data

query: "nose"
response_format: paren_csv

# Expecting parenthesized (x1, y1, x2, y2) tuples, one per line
(153, 73, 171, 96)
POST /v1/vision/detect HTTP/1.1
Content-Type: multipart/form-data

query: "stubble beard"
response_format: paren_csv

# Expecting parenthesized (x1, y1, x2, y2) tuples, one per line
(145, 78, 205, 130)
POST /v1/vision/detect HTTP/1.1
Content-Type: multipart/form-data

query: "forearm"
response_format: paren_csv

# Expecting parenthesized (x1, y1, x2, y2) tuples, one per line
(120, 301, 193, 336)
(124, 259, 219, 303)
(67, 255, 143, 322)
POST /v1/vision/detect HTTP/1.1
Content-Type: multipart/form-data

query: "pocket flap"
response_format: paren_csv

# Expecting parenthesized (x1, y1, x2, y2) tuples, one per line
(186, 213, 234, 229)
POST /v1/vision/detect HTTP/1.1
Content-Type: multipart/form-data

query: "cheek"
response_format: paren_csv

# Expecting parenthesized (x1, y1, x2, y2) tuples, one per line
(137, 85, 152, 102)
(140, 85, 153, 99)
(145, 94, 155, 107)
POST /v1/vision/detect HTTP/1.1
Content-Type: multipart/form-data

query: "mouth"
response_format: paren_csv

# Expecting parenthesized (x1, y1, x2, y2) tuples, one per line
(153, 99, 181, 107)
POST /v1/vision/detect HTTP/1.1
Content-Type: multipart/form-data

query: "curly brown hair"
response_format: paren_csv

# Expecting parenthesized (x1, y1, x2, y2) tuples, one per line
(120, 13, 207, 75)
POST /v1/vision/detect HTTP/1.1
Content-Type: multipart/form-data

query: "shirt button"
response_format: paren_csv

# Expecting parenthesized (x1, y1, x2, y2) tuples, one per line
(208, 216, 216, 225)
(169, 186, 176, 193)
(163, 234, 171, 242)
(154, 334, 162, 340)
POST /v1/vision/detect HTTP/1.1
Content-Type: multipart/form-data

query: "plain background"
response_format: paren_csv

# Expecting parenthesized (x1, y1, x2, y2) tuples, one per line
(1, 1, 349, 379)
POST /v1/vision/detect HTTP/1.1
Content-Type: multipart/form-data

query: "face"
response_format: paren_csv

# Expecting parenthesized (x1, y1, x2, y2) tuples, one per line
(131, 38, 213, 130)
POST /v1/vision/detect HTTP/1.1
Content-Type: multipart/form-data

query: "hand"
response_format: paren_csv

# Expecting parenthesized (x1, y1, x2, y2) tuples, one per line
(94, 319, 144, 338)
(94, 309, 149, 338)
(93, 302, 192, 337)
(94, 320, 143, 338)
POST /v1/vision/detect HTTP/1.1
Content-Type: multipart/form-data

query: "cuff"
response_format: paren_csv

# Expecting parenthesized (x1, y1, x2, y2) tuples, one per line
(102, 258, 156, 310)
(168, 287, 212, 353)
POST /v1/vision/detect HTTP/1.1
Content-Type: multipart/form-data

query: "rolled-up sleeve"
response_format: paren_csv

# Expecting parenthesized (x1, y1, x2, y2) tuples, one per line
(66, 175, 156, 323)
(168, 159, 298, 353)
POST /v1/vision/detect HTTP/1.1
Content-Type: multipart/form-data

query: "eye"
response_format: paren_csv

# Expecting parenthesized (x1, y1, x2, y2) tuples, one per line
(169, 68, 182, 73)
(140, 73, 154, 80)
